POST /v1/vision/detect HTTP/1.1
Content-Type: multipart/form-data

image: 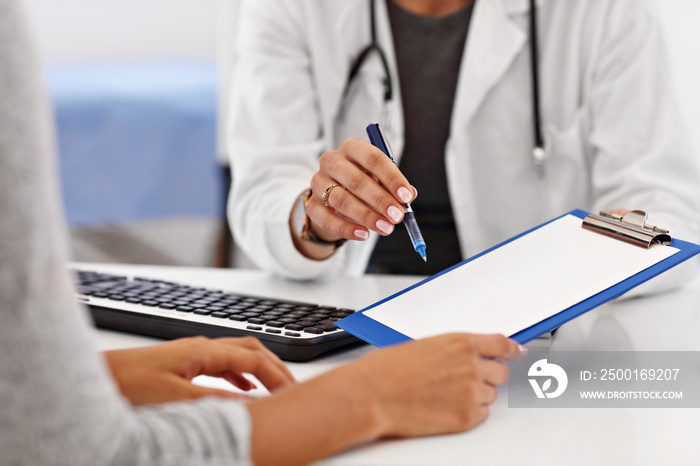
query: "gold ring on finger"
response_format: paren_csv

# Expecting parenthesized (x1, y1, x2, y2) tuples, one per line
(322, 183, 346, 208)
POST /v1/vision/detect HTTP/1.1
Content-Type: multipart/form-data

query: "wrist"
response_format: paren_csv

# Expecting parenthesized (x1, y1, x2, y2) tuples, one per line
(289, 189, 345, 261)
(299, 189, 347, 248)
(340, 358, 389, 438)
(247, 364, 383, 465)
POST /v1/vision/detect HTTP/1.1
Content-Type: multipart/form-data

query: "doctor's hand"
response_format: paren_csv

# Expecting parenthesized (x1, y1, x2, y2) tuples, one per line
(603, 208, 630, 216)
(104, 336, 296, 406)
(302, 138, 417, 249)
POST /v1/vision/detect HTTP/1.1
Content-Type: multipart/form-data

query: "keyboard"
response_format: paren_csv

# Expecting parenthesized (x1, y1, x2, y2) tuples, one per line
(73, 269, 362, 361)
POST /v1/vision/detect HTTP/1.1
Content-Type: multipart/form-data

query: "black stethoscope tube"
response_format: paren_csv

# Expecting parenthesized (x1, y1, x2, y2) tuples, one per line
(528, 0, 546, 163)
(346, 0, 394, 103)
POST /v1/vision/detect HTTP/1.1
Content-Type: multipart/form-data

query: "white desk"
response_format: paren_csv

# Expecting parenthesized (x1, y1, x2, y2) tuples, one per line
(80, 262, 700, 466)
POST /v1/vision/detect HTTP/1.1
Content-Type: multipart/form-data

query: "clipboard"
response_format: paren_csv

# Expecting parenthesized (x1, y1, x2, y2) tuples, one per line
(336, 209, 700, 346)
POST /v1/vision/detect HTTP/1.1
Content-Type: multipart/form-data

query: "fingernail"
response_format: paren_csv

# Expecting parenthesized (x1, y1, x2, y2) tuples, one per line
(518, 344, 528, 353)
(376, 219, 394, 234)
(397, 187, 412, 203)
(387, 205, 403, 223)
(354, 229, 369, 240)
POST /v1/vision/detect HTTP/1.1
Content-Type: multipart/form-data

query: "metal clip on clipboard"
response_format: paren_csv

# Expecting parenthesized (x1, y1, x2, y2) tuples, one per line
(582, 210, 672, 249)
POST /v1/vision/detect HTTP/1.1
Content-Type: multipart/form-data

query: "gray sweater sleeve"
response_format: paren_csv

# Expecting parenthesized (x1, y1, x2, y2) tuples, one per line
(0, 1, 253, 464)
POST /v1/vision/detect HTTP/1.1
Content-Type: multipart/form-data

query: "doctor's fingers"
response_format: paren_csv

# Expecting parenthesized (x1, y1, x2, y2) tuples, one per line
(310, 173, 399, 237)
(305, 194, 372, 241)
(320, 138, 416, 205)
(313, 159, 407, 226)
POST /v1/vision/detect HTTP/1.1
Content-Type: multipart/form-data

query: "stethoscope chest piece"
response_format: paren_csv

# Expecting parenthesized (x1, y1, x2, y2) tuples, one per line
(532, 146, 547, 165)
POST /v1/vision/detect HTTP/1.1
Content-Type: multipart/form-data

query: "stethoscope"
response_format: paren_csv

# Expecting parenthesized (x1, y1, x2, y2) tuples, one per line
(344, 0, 546, 165)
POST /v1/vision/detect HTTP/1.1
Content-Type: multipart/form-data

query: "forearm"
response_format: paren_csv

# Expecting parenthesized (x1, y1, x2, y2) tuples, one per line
(247, 363, 382, 466)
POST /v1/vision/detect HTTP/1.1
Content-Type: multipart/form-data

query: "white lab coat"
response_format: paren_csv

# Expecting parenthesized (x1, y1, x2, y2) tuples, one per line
(228, 0, 700, 284)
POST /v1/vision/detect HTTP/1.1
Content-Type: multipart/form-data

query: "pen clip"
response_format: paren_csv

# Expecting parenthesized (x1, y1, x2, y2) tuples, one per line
(366, 122, 397, 163)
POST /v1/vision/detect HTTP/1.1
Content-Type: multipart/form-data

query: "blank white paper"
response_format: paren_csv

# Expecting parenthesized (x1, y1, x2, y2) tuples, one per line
(364, 214, 679, 339)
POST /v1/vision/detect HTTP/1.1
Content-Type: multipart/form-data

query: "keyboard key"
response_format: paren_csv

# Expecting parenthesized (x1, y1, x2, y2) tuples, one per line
(125, 297, 143, 304)
(228, 304, 251, 310)
(211, 312, 231, 318)
(248, 318, 267, 325)
(284, 332, 301, 337)
(246, 325, 263, 331)
(265, 329, 282, 334)
(141, 300, 159, 307)
(176, 306, 194, 312)
(294, 306, 316, 312)
(107, 294, 126, 301)
(285, 324, 304, 331)
(158, 303, 177, 310)
(91, 283, 118, 290)
(316, 324, 339, 332)
(217, 300, 240, 307)
(316, 306, 337, 311)
(248, 307, 271, 313)
(193, 309, 212, 315)
(191, 299, 215, 305)
(261, 313, 283, 320)
(318, 318, 340, 325)
(202, 307, 224, 313)
(229, 315, 247, 321)
(265, 321, 285, 328)
(298, 317, 321, 324)
(304, 327, 324, 334)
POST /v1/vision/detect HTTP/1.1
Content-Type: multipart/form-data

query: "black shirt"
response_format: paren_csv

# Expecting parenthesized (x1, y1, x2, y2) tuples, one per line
(367, 1, 474, 275)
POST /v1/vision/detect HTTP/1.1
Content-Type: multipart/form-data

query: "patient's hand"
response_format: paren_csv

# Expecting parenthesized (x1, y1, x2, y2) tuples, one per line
(245, 333, 525, 466)
(104, 336, 296, 406)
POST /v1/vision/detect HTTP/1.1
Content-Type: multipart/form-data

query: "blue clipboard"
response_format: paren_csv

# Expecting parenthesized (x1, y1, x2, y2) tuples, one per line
(337, 209, 700, 346)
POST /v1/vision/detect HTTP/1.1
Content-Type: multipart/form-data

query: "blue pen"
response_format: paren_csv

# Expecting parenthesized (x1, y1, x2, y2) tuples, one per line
(366, 123, 427, 262)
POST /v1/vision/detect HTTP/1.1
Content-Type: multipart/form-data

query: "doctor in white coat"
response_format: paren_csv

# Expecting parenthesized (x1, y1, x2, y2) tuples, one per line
(228, 0, 700, 282)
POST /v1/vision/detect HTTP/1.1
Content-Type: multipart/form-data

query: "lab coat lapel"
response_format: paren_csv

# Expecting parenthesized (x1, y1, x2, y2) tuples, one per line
(452, 0, 529, 127)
